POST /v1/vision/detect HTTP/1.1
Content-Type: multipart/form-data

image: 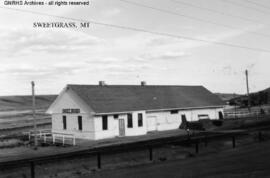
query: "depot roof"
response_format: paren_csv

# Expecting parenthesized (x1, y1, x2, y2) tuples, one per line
(66, 84, 224, 114)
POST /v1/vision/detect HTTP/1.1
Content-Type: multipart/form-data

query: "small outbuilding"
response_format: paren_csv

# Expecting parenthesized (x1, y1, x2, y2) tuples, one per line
(46, 82, 225, 140)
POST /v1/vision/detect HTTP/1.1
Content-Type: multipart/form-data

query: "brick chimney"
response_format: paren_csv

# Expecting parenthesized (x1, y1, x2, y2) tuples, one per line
(99, 81, 106, 86)
(141, 81, 146, 86)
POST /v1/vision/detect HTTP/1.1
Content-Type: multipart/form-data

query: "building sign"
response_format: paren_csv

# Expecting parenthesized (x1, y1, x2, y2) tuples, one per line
(62, 109, 80, 114)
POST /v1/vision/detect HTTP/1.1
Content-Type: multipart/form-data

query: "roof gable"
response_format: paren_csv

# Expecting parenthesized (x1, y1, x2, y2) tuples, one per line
(46, 86, 94, 114)
(67, 85, 224, 114)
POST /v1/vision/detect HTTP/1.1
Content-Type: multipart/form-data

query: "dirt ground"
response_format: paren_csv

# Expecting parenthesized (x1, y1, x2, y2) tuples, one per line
(88, 139, 270, 178)
(0, 129, 190, 163)
(0, 131, 269, 178)
(1, 105, 270, 178)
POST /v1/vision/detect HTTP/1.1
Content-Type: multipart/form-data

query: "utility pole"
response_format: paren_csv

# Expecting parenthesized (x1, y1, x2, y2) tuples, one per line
(245, 70, 251, 112)
(31, 81, 38, 150)
(234, 93, 237, 119)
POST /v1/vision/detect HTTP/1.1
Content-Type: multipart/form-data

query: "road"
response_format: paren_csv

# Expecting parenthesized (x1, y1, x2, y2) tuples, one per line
(88, 140, 270, 178)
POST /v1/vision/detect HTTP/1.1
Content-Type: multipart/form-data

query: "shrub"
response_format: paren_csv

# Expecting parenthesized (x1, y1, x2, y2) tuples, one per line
(212, 120, 223, 126)
(0, 139, 24, 148)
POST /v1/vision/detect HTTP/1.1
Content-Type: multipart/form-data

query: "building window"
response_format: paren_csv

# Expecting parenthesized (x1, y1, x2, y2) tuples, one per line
(102, 115, 108, 130)
(127, 113, 133, 128)
(198, 114, 210, 120)
(138, 113, 143, 127)
(78, 116, 82, 131)
(170, 110, 179, 114)
(63, 115, 67, 130)
(113, 114, 119, 119)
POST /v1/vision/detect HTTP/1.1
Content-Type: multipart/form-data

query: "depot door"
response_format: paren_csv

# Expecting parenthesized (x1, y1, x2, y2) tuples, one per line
(119, 119, 125, 137)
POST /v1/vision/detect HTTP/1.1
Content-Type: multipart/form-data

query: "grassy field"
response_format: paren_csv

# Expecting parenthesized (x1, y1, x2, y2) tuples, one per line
(0, 95, 56, 136)
(215, 93, 242, 102)
(0, 95, 56, 111)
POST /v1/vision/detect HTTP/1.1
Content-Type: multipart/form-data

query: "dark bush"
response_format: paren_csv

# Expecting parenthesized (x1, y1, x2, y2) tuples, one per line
(212, 120, 223, 126)
(188, 121, 205, 130)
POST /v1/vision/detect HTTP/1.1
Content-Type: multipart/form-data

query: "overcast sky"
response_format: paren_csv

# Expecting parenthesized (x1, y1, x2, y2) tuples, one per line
(0, 0, 270, 95)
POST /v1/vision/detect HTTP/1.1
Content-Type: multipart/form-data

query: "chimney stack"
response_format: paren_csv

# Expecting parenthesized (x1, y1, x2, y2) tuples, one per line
(99, 81, 106, 86)
(141, 81, 146, 86)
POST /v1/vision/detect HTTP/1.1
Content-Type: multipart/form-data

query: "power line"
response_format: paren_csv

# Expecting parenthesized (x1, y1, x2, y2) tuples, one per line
(118, 0, 270, 39)
(170, 0, 267, 25)
(1, 6, 270, 53)
(245, 0, 270, 11)
(221, 0, 270, 15)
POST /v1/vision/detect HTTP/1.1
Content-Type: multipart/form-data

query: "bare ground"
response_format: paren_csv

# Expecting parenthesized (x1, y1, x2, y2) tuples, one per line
(0, 131, 269, 178)
(84, 137, 270, 178)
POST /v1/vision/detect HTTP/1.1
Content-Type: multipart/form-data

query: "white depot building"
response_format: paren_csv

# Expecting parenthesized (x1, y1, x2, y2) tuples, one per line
(46, 82, 225, 140)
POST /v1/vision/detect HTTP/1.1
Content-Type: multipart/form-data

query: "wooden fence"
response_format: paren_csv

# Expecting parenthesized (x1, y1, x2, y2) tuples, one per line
(24, 130, 76, 146)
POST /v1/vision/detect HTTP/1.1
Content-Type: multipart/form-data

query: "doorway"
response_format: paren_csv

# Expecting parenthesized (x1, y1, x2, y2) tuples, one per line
(218, 111, 224, 120)
(119, 119, 125, 137)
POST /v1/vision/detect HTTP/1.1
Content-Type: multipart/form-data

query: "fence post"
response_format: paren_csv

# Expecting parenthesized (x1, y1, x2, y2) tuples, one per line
(204, 135, 208, 147)
(195, 140, 199, 154)
(187, 129, 191, 146)
(97, 152, 101, 169)
(53, 135, 55, 144)
(62, 136, 65, 146)
(73, 136, 76, 146)
(30, 162, 35, 178)
(232, 136, 236, 148)
(258, 131, 263, 142)
(149, 146, 153, 161)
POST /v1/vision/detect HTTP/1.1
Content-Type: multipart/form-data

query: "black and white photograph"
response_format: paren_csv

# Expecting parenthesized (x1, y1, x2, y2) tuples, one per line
(0, 0, 270, 177)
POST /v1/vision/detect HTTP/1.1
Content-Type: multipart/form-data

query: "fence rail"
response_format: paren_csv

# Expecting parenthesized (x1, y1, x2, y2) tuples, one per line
(52, 132, 76, 146)
(224, 106, 270, 119)
(224, 112, 270, 119)
(24, 129, 52, 141)
(24, 130, 77, 146)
